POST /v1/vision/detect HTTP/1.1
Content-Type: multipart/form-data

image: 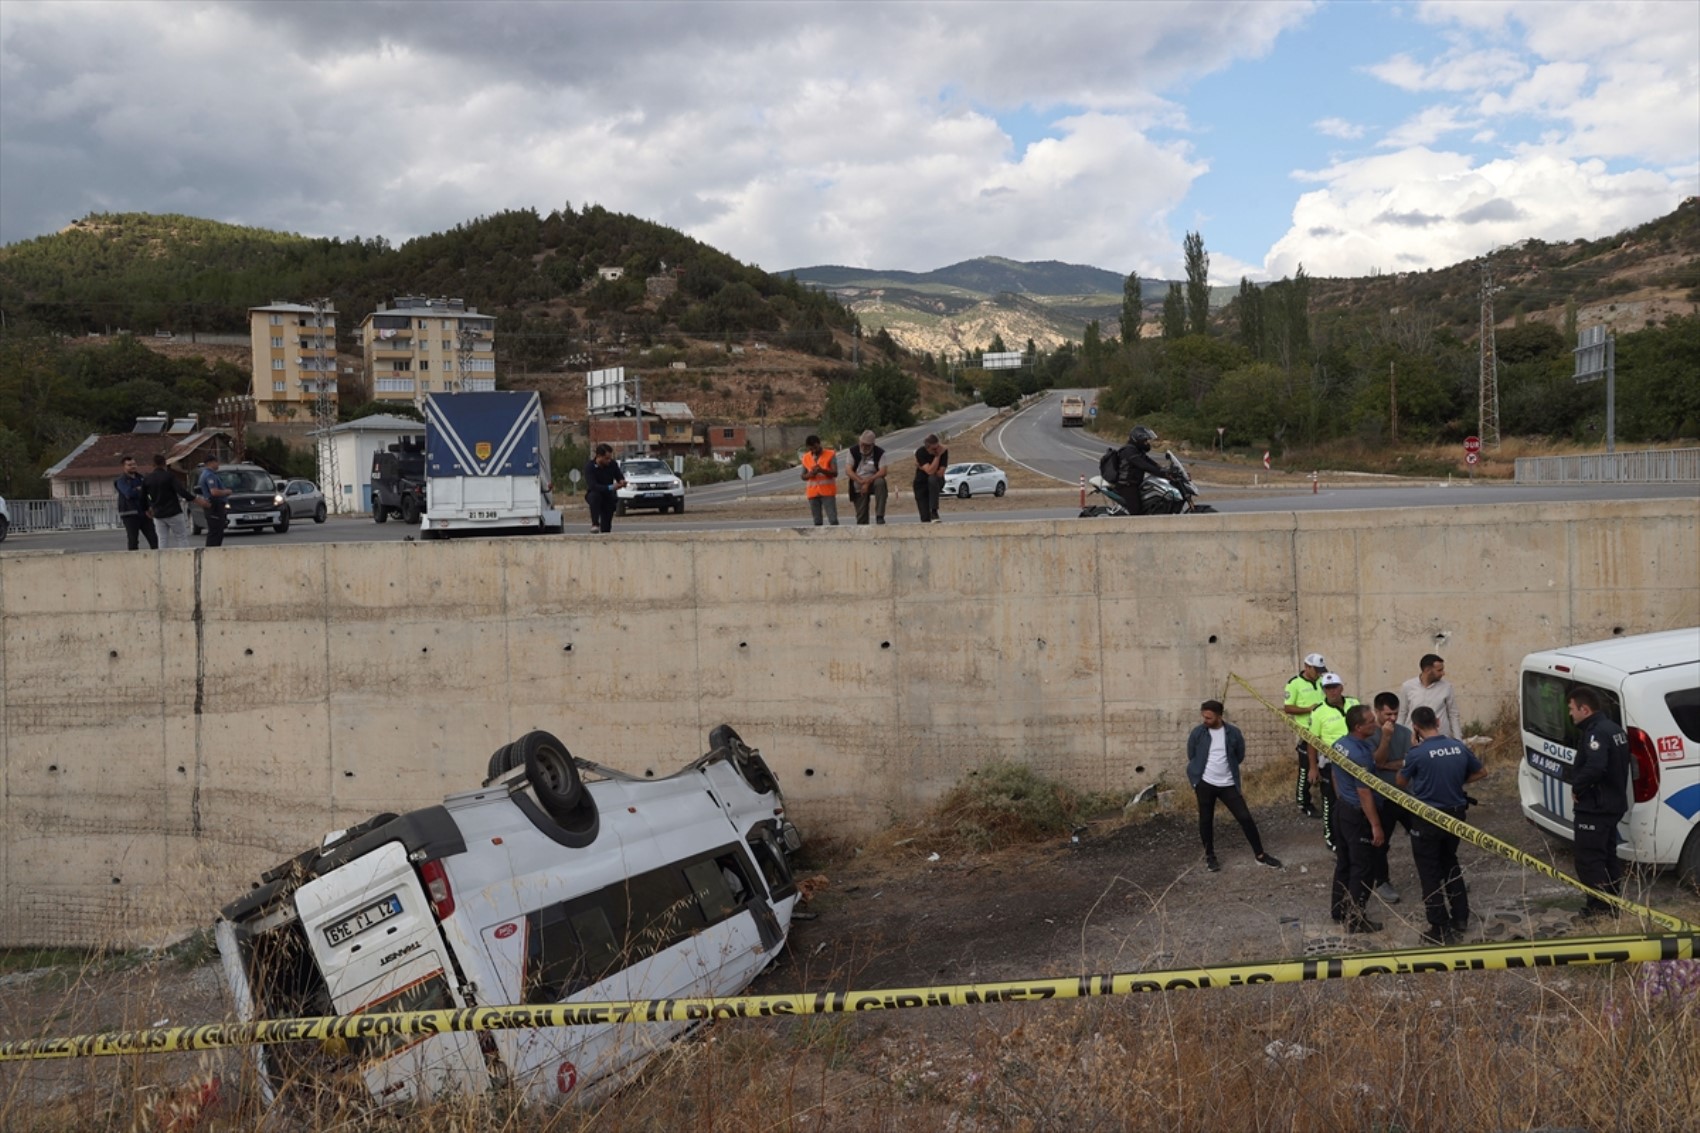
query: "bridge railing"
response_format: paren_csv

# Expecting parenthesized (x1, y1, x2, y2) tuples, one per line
(1513, 448, 1700, 485)
(6, 498, 121, 533)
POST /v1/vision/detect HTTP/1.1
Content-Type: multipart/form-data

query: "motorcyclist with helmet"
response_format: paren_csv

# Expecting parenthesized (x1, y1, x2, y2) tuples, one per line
(1113, 426, 1166, 514)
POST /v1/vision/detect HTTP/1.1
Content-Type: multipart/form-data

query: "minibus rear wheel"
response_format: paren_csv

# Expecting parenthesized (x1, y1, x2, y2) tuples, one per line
(517, 730, 584, 820)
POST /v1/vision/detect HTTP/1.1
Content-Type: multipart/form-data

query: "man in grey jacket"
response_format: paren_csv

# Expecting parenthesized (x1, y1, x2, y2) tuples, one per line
(1186, 700, 1283, 873)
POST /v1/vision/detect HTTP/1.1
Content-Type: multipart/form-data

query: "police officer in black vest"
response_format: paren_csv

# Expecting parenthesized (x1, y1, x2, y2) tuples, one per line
(1563, 686, 1631, 920)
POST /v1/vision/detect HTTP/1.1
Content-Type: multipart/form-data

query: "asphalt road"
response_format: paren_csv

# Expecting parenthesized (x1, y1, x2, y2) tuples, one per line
(5, 391, 1693, 551)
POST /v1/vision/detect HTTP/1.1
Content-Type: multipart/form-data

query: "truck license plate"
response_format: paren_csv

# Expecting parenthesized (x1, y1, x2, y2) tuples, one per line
(324, 892, 403, 946)
(469, 510, 498, 520)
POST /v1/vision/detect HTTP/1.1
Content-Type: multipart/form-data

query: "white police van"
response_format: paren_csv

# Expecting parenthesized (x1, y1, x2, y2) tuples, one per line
(216, 725, 802, 1106)
(1517, 628, 1700, 888)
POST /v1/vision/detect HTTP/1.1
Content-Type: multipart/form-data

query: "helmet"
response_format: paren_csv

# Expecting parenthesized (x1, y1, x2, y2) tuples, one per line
(1128, 425, 1157, 452)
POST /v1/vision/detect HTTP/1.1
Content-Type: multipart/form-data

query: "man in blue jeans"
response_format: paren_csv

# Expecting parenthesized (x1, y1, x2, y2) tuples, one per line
(1330, 705, 1387, 934)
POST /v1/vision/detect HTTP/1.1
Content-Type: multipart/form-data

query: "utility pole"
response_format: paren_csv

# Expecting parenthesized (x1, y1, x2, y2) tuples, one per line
(1389, 361, 1398, 445)
(1478, 257, 1502, 447)
(312, 298, 340, 513)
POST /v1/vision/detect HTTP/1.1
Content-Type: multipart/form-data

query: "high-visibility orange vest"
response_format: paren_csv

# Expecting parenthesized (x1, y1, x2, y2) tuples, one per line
(803, 448, 838, 498)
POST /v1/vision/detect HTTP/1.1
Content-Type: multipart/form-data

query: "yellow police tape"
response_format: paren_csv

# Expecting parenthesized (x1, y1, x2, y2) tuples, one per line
(1227, 672, 1699, 933)
(2, 931, 1694, 1062)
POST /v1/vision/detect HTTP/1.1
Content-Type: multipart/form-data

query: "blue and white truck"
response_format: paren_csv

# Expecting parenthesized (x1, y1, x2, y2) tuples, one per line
(421, 391, 563, 537)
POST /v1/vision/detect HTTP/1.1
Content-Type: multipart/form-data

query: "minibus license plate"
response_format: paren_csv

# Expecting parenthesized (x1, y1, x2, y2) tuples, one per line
(324, 893, 403, 946)
(470, 510, 498, 520)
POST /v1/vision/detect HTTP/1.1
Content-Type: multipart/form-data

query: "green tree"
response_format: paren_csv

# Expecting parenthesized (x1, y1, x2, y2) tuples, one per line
(1203, 362, 1309, 451)
(988, 334, 1009, 354)
(1082, 320, 1103, 384)
(1161, 283, 1188, 340)
(1120, 272, 1143, 347)
(1236, 278, 1264, 360)
(981, 374, 1021, 408)
(860, 360, 919, 428)
(1184, 231, 1210, 337)
(821, 382, 881, 440)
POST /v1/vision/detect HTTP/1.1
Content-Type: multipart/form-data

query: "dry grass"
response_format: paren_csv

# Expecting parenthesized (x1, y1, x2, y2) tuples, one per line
(7, 957, 1698, 1132)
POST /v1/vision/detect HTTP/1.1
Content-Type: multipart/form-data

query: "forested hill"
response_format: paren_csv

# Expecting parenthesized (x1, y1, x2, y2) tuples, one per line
(789, 257, 1132, 296)
(0, 207, 856, 369)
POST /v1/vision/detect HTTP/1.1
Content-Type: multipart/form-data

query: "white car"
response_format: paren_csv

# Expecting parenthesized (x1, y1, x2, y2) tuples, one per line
(942, 462, 1007, 499)
(616, 457, 685, 514)
(217, 723, 802, 1107)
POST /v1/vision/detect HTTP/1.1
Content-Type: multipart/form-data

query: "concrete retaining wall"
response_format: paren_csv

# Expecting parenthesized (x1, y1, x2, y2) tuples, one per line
(2, 498, 1695, 947)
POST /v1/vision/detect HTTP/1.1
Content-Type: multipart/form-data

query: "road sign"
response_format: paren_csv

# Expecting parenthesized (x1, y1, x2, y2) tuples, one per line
(1465, 452, 1480, 466)
(1088, 406, 1097, 418)
(1463, 436, 1482, 454)
(737, 463, 754, 481)
(1262, 451, 1271, 470)
(981, 351, 1023, 370)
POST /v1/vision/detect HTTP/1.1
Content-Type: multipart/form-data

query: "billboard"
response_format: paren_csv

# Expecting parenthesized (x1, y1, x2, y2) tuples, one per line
(981, 351, 1023, 370)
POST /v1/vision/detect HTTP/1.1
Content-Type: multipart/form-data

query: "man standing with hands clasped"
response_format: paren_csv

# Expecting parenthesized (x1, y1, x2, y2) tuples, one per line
(1398, 706, 1487, 944)
(800, 435, 839, 526)
(1186, 700, 1283, 874)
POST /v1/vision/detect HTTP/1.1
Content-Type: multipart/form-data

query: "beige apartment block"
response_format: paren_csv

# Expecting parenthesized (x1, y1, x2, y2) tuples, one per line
(359, 296, 497, 405)
(248, 301, 339, 423)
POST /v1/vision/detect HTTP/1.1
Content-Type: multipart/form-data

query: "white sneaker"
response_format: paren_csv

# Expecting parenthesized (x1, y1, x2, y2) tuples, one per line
(1375, 883, 1401, 904)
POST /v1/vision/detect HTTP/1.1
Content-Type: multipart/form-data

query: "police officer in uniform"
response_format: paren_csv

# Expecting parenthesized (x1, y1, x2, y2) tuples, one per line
(1308, 674, 1358, 854)
(1284, 653, 1328, 816)
(1563, 686, 1631, 920)
(1398, 706, 1487, 944)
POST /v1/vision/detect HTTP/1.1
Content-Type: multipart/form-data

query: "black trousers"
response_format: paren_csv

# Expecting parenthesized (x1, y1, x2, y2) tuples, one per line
(1574, 810, 1625, 913)
(204, 512, 228, 547)
(122, 513, 158, 550)
(1194, 781, 1265, 857)
(1320, 769, 1337, 850)
(1409, 808, 1468, 931)
(1330, 805, 1377, 924)
(588, 489, 616, 533)
(1370, 794, 1414, 887)
(1294, 742, 1313, 810)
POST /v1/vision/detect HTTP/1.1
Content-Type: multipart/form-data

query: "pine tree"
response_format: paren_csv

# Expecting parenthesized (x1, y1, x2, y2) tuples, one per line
(1237, 278, 1264, 360)
(1120, 272, 1143, 348)
(1161, 284, 1187, 340)
(1184, 231, 1210, 337)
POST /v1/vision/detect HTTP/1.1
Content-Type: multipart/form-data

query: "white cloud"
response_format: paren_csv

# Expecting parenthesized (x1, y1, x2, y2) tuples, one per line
(1271, 0, 1698, 278)
(1267, 149, 1683, 278)
(0, 0, 1312, 273)
(1314, 117, 1366, 140)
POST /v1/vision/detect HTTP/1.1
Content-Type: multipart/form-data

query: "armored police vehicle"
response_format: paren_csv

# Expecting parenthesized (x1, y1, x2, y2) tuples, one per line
(216, 725, 802, 1106)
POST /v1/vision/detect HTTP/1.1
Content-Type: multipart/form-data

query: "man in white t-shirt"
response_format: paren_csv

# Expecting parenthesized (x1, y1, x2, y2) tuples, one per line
(1185, 700, 1283, 873)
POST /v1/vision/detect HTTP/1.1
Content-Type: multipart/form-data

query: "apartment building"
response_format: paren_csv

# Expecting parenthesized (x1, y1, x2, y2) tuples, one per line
(358, 296, 497, 404)
(249, 301, 339, 423)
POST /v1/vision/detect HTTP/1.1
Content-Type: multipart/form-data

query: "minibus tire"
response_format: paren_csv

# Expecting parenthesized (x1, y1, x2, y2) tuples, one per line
(1680, 829, 1700, 894)
(519, 731, 584, 820)
(710, 724, 778, 796)
(486, 742, 520, 783)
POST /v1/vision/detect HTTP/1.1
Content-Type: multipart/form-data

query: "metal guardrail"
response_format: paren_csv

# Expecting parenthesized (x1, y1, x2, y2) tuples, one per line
(1514, 448, 1700, 484)
(6, 498, 121, 533)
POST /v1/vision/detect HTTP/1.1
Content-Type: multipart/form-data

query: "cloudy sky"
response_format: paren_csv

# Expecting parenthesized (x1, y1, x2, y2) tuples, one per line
(1, 0, 1695, 282)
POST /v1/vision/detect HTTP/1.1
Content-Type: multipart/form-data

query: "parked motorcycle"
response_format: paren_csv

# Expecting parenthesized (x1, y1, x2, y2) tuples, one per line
(1080, 450, 1217, 517)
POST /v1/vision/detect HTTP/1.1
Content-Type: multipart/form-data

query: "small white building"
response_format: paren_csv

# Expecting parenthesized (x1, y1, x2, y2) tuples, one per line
(311, 414, 426, 516)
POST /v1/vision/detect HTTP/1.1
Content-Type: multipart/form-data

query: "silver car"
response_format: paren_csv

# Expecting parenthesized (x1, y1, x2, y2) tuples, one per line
(279, 479, 328, 523)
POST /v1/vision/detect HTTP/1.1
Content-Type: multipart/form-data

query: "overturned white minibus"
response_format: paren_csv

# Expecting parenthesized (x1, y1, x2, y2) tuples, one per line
(215, 725, 803, 1107)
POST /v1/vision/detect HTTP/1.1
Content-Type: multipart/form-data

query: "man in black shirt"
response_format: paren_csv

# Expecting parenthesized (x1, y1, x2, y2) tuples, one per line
(584, 444, 626, 534)
(142, 453, 196, 549)
(913, 434, 947, 523)
(1564, 686, 1632, 919)
(115, 455, 158, 550)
